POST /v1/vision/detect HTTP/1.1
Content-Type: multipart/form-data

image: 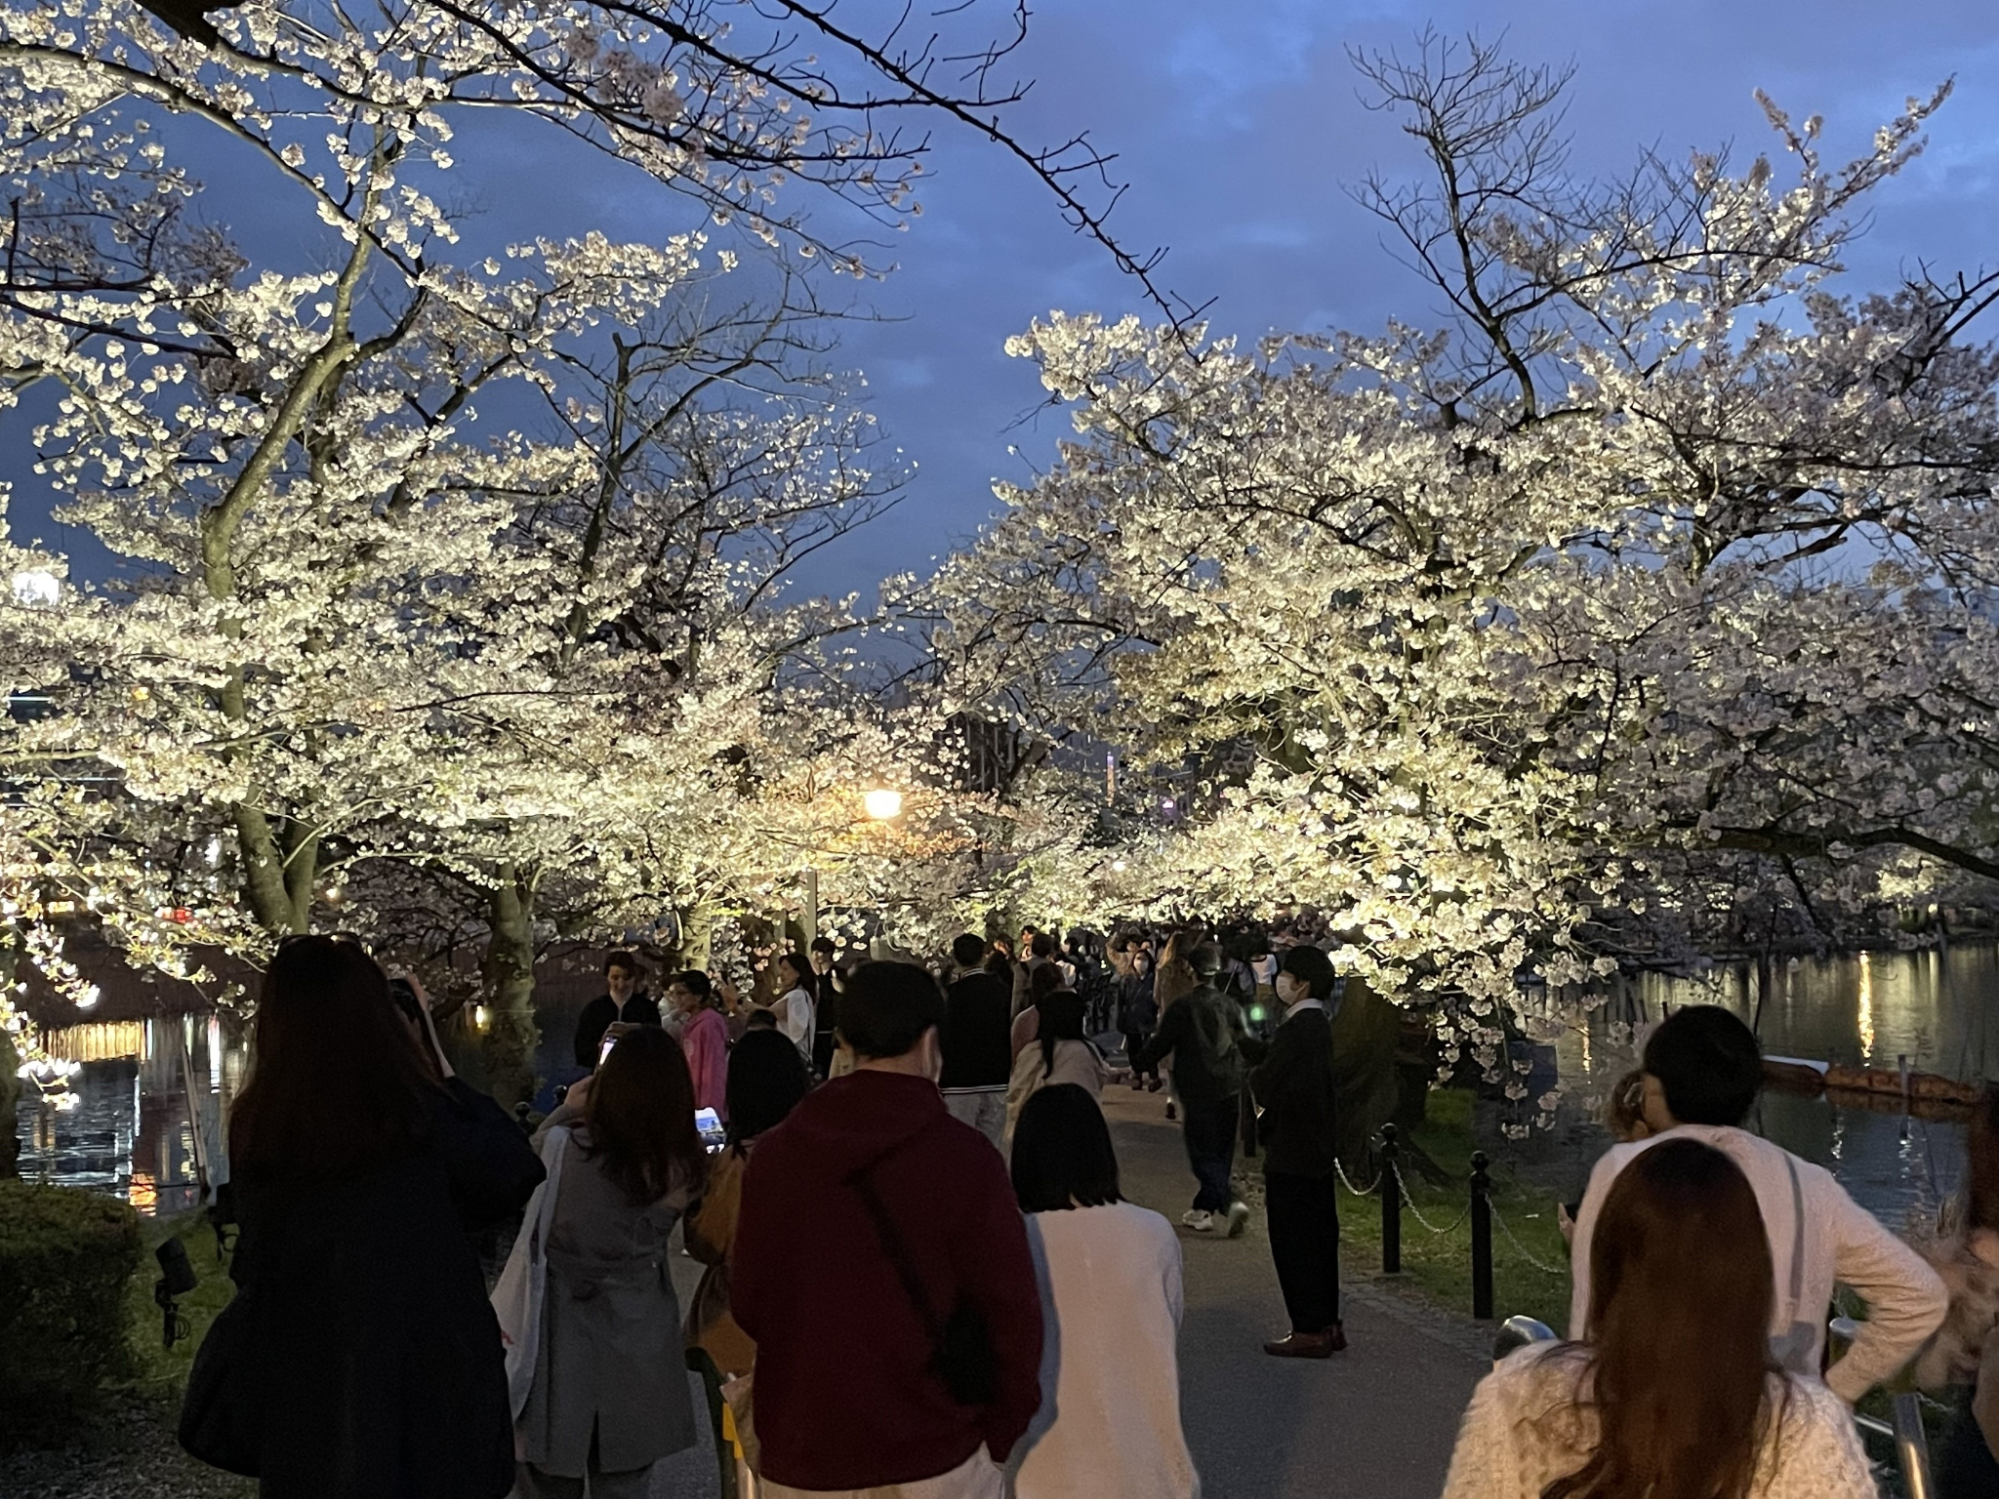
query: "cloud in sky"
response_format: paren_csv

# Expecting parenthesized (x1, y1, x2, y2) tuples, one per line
(10, 1, 1999, 599)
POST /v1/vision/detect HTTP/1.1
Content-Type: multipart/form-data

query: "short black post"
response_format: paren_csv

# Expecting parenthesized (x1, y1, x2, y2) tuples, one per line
(1470, 1150, 1494, 1320)
(1379, 1122, 1402, 1275)
(1241, 1083, 1258, 1160)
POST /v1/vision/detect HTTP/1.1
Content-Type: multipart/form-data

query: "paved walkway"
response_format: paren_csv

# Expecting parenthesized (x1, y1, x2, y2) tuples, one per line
(644, 1083, 1490, 1499)
(1097, 1084, 1486, 1498)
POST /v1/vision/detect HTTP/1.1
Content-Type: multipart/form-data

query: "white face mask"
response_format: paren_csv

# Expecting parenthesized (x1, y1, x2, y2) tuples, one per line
(1275, 973, 1302, 1006)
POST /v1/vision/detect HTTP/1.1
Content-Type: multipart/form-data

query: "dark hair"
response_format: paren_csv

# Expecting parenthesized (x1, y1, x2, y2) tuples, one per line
(951, 933, 987, 969)
(1029, 931, 1057, 960)
(672, 969, 714, 1004)
(584, 1028, 708, 1206)
(837, 961, 946, 1060)
(983, 947, 1013, 979)
(745, 1008, 778, 1031)
(604, 950, 642, 978)
(725, 1028, 813, 1144)
(1029, 961, 1067, 1006)
(1011, 1084, 1121, 1212)
(1967, 1084, 1999, 1234)
(1279, 945, 1336, 999)
(776, 952, 811, 990)
(1551, 1138, 1780, 1498)
(1035, 991, 1088, 1079)
(809, 936, 837, 957)
(230, 937, 437, 1177)
(1642, 1006, 1761, 1126)
(1187, 941, 1223, 978)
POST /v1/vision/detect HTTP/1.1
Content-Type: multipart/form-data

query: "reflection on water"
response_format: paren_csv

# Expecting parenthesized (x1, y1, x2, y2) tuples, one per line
(13, 1014, 244, 1218)
(16, 951, 1994, 1225)
(1543, 942, 1999, 1227)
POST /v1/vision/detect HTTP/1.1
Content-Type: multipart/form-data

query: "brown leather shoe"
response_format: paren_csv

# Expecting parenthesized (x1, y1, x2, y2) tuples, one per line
(1263, 1324, 1348, 1358)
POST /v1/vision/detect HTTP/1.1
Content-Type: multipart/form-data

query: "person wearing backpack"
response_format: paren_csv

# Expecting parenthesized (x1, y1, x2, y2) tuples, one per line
(1135, 942, 1252, 1237)
(731, 962, 1043, 1497)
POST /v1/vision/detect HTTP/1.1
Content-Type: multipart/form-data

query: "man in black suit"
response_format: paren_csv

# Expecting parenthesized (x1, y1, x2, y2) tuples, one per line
(1248, 944, 1347, 1357)
(939, 933, 1013, 1149)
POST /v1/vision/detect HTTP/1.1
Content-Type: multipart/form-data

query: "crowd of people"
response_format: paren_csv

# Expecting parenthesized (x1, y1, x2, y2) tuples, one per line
(177, 924, 1999, 1499)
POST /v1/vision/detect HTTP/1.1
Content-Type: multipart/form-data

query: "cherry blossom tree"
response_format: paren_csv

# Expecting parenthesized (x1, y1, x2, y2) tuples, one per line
(919, 34, 1999, 1106)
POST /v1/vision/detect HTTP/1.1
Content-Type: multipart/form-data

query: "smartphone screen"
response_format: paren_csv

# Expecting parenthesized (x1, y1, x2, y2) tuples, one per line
(694, 1107, 726, 1153)
(598, 1030, 620, 1067)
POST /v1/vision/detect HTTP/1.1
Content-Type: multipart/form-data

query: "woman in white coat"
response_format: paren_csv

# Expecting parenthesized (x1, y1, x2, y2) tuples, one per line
(1007, 1084, 1198, 1498)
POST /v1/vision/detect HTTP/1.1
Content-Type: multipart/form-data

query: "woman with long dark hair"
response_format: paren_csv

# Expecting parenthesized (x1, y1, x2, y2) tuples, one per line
(519, 1028, 711, 1496)
(1007, 1085, 1196, 1498)
(1443, 1138, 1872, 1497)
(1915, 1084, 1999, 1495)
(685, 1028, 815, 1379)
(210, 936, 544, 1497)
(1117, 947, 1160, 1091)
(1005, 989, 1106, 1130)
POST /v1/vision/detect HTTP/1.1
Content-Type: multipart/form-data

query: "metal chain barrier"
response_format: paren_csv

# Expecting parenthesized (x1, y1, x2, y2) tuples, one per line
(1487, 1198, 1569, 1276)
(1335, 1155, 1381, 1197)
(1398, 1176, 1471, 1238)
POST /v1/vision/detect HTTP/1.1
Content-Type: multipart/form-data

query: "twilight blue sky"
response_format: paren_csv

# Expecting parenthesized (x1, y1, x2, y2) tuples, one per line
(11, 1, 1999, 598)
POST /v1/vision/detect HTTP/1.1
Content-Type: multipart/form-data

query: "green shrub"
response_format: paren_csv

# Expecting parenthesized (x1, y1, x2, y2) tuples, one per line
(0, 1179, 142, 1448)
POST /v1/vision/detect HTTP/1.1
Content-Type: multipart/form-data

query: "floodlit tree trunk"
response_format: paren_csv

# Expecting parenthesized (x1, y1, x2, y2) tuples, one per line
(481, 866, 539, 1110)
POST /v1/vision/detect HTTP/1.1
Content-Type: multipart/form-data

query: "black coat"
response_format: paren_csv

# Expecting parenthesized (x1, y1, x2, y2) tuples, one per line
(571, 990, 663, 1068)
(940, 970, 1013, 1089)
(227, 1079, 545, 1497)
(1248, 1005, 1339, 1178)
(1135, 982, 1247, 1105)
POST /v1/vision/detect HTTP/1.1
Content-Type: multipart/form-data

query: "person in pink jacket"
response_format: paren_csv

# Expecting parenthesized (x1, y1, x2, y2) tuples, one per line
(669, 970, 731, 1118)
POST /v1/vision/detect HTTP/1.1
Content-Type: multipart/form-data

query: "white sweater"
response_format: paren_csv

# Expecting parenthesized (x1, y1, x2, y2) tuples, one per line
(1443, 1344, 1876, 1499)
(1011, 1202, 1199, 1499)
(1568, 1124, 1946, 1403)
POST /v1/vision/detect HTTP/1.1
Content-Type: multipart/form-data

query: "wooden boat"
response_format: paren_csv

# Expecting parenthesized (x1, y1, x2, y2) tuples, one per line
(1761, 1055, 1987, 1108)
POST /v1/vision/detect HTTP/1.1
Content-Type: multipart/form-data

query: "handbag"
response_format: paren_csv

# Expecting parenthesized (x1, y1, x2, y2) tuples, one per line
(848, 1153, 998, 1408)
(177, 1285, 262, 1477)
(491, 1124, 570, 1420)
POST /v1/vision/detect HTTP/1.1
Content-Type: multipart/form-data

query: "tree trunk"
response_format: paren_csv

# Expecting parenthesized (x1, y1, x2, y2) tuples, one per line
(481, 866, 539, 1110)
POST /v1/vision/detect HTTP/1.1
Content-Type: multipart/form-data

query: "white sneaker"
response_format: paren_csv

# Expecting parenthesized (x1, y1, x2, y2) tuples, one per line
(1181, 1209, 1217, 1232)
(1225, 1200, 1251, 1238)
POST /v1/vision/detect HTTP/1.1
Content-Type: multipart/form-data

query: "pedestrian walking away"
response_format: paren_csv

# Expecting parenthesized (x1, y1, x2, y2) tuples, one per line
(941, 932, 1014, 1151)
(1246, 944, 1347, 1357)
(1445, 1139, 1875, 1498)
(1004, 989, 1107, 1133)
(1136, 942, 1251, 1237)
(517, 1028, 710, 1498)
(685, 1028, 814, 1381)
(184, 937, 544, 1498)
(731, 961, 1043, 1498)
(1007, 1084, 1198, 1499)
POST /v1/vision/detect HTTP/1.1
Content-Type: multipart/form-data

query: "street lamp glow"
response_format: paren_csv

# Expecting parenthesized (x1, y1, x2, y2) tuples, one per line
(863, 788, 903, 820)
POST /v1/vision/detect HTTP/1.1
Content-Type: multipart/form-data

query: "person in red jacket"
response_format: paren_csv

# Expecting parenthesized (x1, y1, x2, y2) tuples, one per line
(731, 961, 1043, 1498)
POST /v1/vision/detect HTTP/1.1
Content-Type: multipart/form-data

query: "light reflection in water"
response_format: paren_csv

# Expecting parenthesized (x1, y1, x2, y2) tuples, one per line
(1858, 951, 1875, 1061)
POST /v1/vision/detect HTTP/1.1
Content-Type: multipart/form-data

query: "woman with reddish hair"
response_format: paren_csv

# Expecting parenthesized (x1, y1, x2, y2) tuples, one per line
(1444, 1138, 1874, 1498)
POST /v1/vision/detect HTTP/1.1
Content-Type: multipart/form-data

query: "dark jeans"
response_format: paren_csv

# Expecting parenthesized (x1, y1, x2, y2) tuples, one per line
(1938, 1383, 1999, 1497)
(1266, 1170, 1342, 1333)
(812, 1030, 836, 1080)
(1122, 1029, 1157, 1082)
(1181, 1094, 1239, 1212)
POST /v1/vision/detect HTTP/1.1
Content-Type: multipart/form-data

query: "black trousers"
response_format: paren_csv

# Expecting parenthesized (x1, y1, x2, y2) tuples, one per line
(1266, 1169, 1342, 1332)
(1181, 1095, 1239, 1212)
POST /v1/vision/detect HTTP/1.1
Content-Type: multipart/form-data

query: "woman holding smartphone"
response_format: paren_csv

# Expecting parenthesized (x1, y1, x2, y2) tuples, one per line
(521, 1029, 710, 1496)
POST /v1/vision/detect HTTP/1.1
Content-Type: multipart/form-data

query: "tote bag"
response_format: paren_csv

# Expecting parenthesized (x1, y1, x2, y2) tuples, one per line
(492, 1125, 570, 1419)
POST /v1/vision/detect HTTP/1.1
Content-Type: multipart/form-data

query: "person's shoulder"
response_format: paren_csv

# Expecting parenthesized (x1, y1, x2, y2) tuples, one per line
(1478, 1341, 1584, 1411)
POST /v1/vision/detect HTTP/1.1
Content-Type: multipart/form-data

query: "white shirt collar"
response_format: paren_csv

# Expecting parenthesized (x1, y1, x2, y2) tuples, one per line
(1283, 997, 1326, 1020)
